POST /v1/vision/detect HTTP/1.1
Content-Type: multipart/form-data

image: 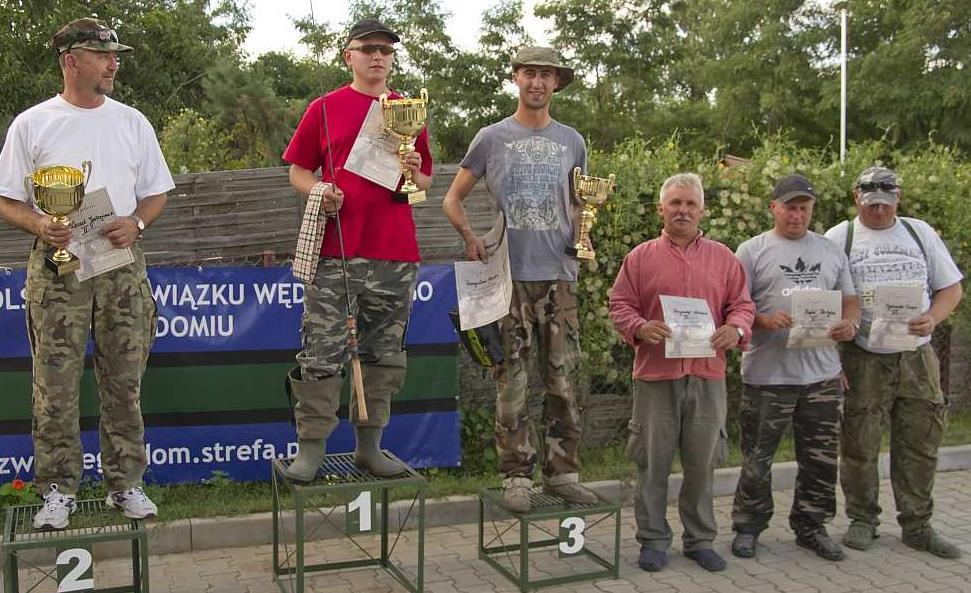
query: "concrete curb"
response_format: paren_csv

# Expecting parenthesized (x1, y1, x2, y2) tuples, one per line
(128, 444, 971, 557)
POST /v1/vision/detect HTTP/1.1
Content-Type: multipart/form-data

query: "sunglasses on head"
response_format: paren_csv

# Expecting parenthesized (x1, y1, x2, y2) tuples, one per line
(347, 44, 396, 56)
(857, 181, 897, 193)
(60, 27, 119, 54)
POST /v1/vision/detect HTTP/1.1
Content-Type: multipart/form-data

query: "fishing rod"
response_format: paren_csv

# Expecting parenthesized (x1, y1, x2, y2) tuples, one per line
(310, 0, 368, 422)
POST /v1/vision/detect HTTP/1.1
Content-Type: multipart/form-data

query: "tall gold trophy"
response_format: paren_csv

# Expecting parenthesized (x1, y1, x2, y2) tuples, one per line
(566, 167, 615, 261)
(24, 161, 91, 275)
(379, 88, 428, 205)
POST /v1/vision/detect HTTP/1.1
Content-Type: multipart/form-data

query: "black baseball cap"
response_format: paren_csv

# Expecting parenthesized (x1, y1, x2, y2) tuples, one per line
(346, 19, 400, 45)
(772, 174, 817, 203)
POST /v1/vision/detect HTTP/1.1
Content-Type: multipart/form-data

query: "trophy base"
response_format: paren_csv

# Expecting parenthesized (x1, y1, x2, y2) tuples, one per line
(46, 254, 80, 276)
(565, 245, 595, 261)
(392, 190, 426, 205)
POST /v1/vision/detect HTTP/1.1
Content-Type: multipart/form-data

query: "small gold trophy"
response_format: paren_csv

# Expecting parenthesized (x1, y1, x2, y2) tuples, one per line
(379, 88, 428, 205)
(24, 161, 91, 275)
(567, 167, 615, 261)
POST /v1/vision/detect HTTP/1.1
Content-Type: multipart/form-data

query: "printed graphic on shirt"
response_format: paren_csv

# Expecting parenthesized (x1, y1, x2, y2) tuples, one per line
(779, 257, 822, 286)
(849, 243, 928, 309)
(504, 137, 566, 231)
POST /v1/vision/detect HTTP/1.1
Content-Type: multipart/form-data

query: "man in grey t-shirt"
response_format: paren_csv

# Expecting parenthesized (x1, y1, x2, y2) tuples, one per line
(443, 46, 594, 512)
(730, 175, 860, 561)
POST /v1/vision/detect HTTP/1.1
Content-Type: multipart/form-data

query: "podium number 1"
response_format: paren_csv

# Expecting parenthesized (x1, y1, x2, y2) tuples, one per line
(347, 490, 373, 532)
(56, 547, 94, 592)
(559, 516, 586, 555)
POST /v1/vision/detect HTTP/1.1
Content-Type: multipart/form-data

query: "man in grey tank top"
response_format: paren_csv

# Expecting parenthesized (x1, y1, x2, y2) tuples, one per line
(730, 175, 860, 561)
(443, 46, 596, 512)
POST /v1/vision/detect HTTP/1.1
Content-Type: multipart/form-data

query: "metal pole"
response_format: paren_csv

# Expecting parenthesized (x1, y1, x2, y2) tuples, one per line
(840, 8, 848, 165)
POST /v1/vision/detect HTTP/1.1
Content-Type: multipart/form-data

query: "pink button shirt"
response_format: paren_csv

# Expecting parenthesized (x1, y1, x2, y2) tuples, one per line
(609, 232, 755, 381)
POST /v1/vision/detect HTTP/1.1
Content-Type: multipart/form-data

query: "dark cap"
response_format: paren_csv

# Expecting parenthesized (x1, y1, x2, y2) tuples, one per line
(52, 18, 133, 54)
(510, 46, 575, 92)
(772, 174, 817, 203)
(346, 19, 400, 45)
(854, 166, 899, 206)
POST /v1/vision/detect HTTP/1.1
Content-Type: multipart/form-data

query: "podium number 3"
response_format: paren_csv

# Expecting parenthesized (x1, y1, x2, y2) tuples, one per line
(348, 490, 372, 532)
(559, 516, 586, 555)
(57, 548, 94, 592)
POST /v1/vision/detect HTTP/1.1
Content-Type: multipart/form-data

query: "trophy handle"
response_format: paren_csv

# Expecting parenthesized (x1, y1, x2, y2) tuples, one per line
(420, 88, 428, 103)
(23, 174, 33, 197)
(379, 93, 389, 108)
(81, 160, 92, 190)
(572, 167, 582, 200)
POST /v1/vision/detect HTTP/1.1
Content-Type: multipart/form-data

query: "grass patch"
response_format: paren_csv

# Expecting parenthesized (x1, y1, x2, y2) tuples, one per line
(65, 410, 971, 524)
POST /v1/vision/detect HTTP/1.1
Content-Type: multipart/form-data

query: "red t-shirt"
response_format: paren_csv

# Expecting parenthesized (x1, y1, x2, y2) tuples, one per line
(283, 85, 433, 262)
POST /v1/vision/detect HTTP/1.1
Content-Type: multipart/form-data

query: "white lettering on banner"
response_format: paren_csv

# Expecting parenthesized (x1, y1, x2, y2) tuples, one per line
(151, 283, 245, 310)
(252, 283, 305, 308)
(1, 287, 26, 310)
(156, 315, 235, 338)
(412, 280, 433, 302)
(0, 455, 33, 475)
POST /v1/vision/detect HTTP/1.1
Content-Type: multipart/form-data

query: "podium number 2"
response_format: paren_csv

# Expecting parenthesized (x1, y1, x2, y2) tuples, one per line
(348, 490, 372, 532)
(559, 516, 586, 555)
(57, 548, 94, 592)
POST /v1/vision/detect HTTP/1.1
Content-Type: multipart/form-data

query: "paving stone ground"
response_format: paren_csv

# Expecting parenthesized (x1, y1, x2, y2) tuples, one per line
(7, 470, 971, 592)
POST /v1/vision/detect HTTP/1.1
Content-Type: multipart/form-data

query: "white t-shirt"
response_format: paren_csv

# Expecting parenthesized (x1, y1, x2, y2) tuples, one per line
(824, 217, 963, 353)
(0, 95, 174, 216)
(736, 230, 856, 385)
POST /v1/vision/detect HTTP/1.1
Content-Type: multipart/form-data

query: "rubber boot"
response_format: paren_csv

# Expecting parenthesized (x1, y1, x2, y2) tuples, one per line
(353, 426, 407, 477)
(283, 438, 326, 482)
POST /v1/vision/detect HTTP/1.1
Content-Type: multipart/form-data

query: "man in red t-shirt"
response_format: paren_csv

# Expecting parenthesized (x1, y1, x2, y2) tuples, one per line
(281, 19, 433, 481)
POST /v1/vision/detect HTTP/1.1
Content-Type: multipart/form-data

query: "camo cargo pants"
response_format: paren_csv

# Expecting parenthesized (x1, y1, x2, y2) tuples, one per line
(731, 378, 842, 536)
(25, 243, 156, 494)
(296, 257, 417, 429)
(839, 341, 947, 537)
(495, 280, 582, 485)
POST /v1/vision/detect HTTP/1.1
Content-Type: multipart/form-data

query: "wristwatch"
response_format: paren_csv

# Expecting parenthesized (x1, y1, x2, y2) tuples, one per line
(733, 325, 745, 340)
(130, 215, 146, 237)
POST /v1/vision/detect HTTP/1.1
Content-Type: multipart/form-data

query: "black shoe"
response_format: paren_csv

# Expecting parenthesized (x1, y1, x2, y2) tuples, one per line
(796, 530, 845, 561)
(638, 546, 667, 572)
(731, 532, 758, 558)
(684, 548, 727, 572)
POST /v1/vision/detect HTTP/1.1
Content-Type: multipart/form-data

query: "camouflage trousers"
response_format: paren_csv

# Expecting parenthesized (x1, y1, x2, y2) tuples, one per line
(731, 378, 842, 537)
(25, 243, 156, 494)
(495, 280, 582, 484)
(296, 257, 416, 431)
(839, 341, 947, 536)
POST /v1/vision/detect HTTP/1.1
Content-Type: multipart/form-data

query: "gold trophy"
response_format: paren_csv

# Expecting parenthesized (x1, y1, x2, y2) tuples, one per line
(379, 88, 428, 205)
(567, 167, 615, 261)
(24, 161, 91, 275)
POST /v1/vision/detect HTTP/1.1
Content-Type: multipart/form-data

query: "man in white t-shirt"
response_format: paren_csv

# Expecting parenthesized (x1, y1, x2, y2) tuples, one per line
(0, 18, 174, 530)
(730, 174, 860, 561)
(824, 166, 964, 558)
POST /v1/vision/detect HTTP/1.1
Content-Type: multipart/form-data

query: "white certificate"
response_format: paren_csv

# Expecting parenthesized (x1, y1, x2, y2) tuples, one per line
(343, 100, 405, 191)
(67, 187, 134, 282)
(867, 284, 923, 351)
(787, 290, 841, 349)
(660, 295, 716, 358)
(454, 213, 512, 331)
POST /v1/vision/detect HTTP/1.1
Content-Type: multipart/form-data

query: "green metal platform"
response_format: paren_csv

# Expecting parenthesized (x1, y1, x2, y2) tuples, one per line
(478, 486, 620, 592)
(1, 499, 148, 593)
(271, 453, 426, 593)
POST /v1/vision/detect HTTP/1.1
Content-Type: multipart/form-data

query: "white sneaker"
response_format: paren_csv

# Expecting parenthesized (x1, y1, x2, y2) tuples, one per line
(106, 486, 157, 519)
(33, 483, 77, 530)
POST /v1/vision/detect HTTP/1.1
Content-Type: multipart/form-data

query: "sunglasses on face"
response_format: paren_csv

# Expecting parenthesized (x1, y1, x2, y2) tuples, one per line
(60, 27, 119, 54)
(857, 181, 898, 193)
(347, 44, 396, 56)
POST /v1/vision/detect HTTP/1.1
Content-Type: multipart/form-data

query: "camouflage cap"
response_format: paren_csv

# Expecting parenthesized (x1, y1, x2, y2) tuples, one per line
(510, 46, 575, 92)
(52, 18, 133, 55)
(854, 166, 899, 206)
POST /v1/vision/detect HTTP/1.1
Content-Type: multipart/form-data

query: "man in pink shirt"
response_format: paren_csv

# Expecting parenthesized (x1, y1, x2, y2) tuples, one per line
(609, 173, 754, 573)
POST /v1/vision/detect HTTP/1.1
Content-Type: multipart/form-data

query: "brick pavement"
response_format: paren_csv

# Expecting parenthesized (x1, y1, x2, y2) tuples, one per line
(7, 470, 971, 593)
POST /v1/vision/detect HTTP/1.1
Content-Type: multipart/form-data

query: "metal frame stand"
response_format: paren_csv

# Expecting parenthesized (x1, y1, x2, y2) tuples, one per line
(1, 499, 149, 593)
(478, 487, 620, 592)
(271, 453, 426, 593)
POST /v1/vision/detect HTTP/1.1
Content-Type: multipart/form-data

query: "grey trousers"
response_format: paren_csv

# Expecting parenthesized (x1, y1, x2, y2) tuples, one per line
(626, 377, 728, 552)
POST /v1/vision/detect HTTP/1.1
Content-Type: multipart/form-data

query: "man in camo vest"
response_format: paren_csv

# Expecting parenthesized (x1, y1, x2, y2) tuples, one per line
(442, 46, 597, 511)
(730, 174, 860, 561)
(824, 166, 964, 558)
(0, 18, 172, 529)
